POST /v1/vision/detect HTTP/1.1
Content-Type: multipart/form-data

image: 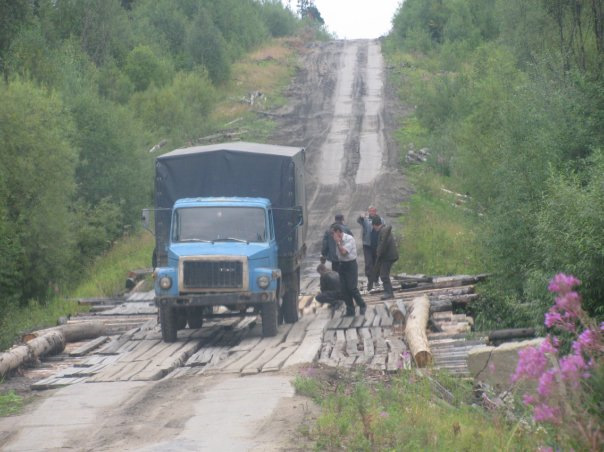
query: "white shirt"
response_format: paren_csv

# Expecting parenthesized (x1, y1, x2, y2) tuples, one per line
(336, 233, 357, 262)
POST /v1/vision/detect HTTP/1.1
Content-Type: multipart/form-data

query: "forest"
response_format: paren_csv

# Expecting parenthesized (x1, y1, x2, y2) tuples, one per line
(384, 0, 604, 327)
(1, 0, 602, 332)
(0, 0, 304, 314)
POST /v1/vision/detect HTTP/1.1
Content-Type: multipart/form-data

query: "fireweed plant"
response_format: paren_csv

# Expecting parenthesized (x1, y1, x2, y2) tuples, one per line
(511, 274, 603, 451)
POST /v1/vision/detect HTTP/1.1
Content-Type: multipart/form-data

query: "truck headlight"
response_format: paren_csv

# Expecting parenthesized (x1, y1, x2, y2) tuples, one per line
(159, 276, 172, 290)
(257, 275, 270, 289)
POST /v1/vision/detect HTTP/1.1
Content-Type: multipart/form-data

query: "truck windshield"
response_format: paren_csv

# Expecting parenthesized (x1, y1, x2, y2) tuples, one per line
(173, 206, 268, 243)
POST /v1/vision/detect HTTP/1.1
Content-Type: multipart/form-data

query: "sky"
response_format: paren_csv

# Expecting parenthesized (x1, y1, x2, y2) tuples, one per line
(284, 0, 403, 39)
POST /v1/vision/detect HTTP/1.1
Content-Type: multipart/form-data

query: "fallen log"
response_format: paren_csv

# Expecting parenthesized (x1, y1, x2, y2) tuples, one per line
(0, 330, 65, 377)
(22, 321, 108, 343)
(404, 295, 432, 368)
(488, 328, 535, 344)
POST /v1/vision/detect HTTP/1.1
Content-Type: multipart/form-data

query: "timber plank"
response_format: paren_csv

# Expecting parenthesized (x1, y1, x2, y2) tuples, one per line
(283, 315, 313, 345)
(362, 307, 376, 327)
(337, 316, 355, 330)
(69, 336, 110, 357)
(241, 347, 282, 375)
(220, 349, 265, 373)
(262, 345, 298, 372)
(345, 329, 360, 356)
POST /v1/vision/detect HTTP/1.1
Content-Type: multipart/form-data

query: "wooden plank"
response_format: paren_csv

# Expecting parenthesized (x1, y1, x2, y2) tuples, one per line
(68, 336, 110, 357)
(375, 304, 392, 327)
(362, 307, 376, 327)
(114, 361, 151, 381)
(241, 347, 282, 375)
(350, 315, 365, 328)
(134, 340, 200, 381)
(118, 339, 162, 362)
(229, 324, 263, 352)
(337, 315, 355, 330)
(325, 316, 343, 330)
(262, 345, 298, 372)
(97, 335, 130, 355)
(220, 348, 265, 373)
(345, 329, 360, 356)
(283, 315, 313, 345)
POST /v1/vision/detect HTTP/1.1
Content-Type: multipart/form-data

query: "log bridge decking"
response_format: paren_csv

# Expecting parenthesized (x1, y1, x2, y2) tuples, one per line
(25, 275, 488, 390)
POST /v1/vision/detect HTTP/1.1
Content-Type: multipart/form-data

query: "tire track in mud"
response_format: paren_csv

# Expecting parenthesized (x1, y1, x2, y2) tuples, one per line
(271, 39, 411, 291)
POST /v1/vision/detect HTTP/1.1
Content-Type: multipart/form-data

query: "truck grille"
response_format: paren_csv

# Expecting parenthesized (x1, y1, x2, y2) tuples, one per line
(182, 260, 244, 290)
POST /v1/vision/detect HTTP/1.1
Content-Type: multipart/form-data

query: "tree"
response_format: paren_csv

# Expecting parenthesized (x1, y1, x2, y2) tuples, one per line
(0, 79, 77, 302)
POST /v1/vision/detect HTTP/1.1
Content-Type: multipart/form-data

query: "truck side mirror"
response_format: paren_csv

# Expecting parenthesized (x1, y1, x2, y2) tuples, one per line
(141, 208, 153, 233)
(295, 206, 304, 226)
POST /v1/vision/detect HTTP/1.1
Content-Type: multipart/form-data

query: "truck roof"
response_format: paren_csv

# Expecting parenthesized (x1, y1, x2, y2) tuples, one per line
(174, 197, 271, 207)
(158, 142, 304, 160)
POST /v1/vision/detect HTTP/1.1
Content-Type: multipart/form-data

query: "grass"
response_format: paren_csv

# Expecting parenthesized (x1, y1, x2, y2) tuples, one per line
(0, 231, 155, 351)
(395, 163, 483, 276)
(0, 389, 23, 417)
(293, 367, 542, 451)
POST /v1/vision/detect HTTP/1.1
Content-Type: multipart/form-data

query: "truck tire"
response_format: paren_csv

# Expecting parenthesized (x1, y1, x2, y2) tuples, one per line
(261, 301, 278, 337)
(282, 269, 300, 323)
(159, 305, 177, 342)
(187, 306, 204, 329)
(176, 310, 187, 330)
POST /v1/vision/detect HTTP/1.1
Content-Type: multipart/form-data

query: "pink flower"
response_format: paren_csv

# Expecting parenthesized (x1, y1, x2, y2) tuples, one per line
(512, 337, 558, 383)
(533, 403, 560, 423)
(537, 370, 556, 397)
(572, 328, 601, 355)
(548, 273, 581, 294)
(559, 353, 589, 387)
(554, 291, 581, 314)
(522, 393, 536, 405)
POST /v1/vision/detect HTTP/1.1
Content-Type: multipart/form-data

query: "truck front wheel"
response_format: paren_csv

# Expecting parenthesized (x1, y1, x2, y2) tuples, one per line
(261, 301, 278, 337)
(159, 305, 178, 342)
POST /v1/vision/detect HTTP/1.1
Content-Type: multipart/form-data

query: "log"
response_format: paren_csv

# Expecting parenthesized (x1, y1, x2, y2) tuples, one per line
(0, 330, 65, 377)
(22, 321, 108, 343)
(404, 295, 432, 367)
(488, 328, 535, 343)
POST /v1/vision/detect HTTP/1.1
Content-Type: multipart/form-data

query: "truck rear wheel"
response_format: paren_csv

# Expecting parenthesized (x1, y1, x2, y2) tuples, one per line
(187, 306, 204, 329)
(282, 269, 300, 323)
(261, 301, 278, 337)
(159, 305, 177, 342)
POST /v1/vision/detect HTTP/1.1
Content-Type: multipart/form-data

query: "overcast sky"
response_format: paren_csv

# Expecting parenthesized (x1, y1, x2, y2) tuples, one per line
(284, 0, 403, 39)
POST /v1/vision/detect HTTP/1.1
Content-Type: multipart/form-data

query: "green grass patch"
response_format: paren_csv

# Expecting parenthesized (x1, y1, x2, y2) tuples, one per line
(70, 231, 155, 299)
(395, 164, 483, 276)
(0, 390, 23, 417)
(294, 367, 541, 451)
(0, 231, 154, 351)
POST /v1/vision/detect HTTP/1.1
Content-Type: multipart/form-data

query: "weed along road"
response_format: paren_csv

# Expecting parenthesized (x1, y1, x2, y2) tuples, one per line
(0, 39, 429, 451)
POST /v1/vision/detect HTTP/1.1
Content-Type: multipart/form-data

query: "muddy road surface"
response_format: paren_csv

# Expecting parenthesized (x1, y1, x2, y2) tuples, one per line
(0, 39, 410, 451)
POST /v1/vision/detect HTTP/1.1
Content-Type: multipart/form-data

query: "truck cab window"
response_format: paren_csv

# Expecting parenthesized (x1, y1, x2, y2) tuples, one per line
(173, 206, 267, 243)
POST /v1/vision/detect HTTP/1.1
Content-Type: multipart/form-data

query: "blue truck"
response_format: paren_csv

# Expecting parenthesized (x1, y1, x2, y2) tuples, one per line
(150, 142, 307, 342)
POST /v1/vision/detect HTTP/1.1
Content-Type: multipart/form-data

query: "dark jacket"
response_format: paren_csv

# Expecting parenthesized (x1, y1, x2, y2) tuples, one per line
(375, 225, 399, 262)
(321, 222, 352, 262)
(320, 270, 341, 292)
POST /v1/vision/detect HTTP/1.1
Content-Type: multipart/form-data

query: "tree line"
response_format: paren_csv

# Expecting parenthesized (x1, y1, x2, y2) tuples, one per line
(0, 0, 305, 310)
(385, 0, 604, 324)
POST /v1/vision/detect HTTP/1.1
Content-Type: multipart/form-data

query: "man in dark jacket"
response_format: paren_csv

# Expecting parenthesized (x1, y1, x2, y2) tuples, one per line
(357, 206, 384, 290)
(371, 216, 399, 300)
(315, 257, 343, 308)
(321, 214, 352, 272)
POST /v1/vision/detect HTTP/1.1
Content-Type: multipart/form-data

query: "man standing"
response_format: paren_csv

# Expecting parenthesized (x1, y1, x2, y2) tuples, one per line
(357, 206, 383, 290)
(321, 214, 352, 272)
(331, 224, 367, 316)
(315, 257, 343, 308)
(371, 217, 399, 300)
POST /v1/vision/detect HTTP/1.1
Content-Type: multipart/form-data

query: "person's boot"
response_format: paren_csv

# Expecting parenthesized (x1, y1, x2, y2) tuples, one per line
(359, 303, 367, 315)
(367, 280, 373, 291)
(380, 280, 394, 300)
(344, 306, 355, 316)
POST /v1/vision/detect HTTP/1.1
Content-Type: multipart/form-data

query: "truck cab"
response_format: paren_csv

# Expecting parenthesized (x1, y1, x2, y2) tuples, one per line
(155, 197, 285, 341)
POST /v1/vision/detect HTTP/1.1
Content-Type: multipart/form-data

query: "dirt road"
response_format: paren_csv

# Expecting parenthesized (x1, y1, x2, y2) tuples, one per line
(0, 39, 410, 451)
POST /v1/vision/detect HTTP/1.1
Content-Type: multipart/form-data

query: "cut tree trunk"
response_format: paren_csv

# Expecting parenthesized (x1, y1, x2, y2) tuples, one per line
(404, 295, 432, 367)
(1, 321, 108, 378)
(0, 330, 65, 377)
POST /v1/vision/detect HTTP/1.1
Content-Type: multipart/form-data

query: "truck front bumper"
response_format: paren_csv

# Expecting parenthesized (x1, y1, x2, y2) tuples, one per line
(155, 291, 276, 308)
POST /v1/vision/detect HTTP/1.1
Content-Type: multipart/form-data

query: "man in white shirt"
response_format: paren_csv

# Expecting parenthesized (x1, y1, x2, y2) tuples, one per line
(331, 224, 367, 316)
